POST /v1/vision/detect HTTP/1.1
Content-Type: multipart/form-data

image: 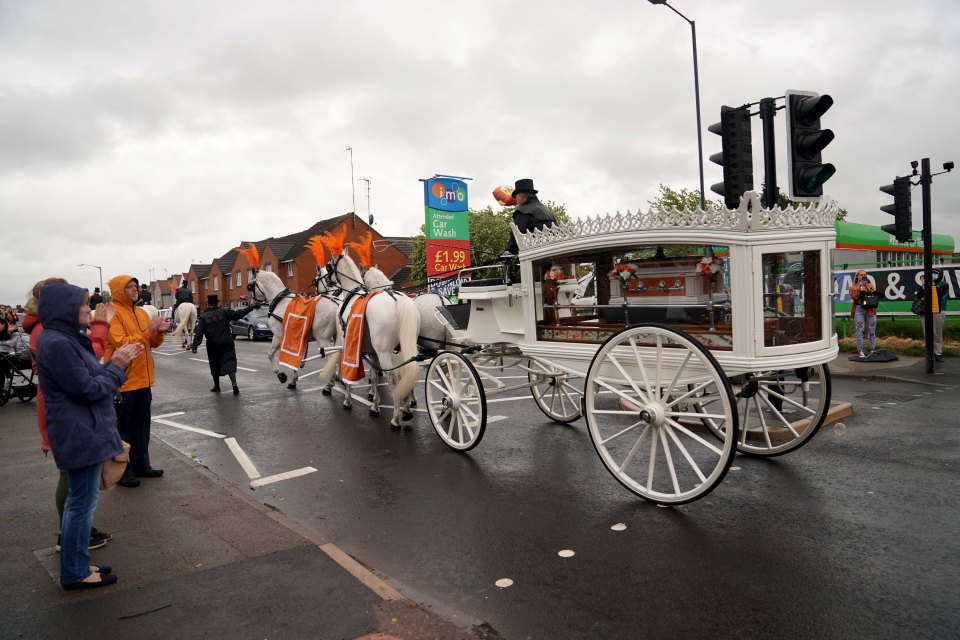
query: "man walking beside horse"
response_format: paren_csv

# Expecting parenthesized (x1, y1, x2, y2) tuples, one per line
(192, 295, 258, 394)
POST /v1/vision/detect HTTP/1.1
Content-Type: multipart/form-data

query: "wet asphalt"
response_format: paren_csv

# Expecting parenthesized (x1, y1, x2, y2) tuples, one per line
(148, 338, 960, 639)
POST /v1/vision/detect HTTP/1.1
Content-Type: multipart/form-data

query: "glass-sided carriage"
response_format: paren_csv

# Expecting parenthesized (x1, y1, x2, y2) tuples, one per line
(425, 192, 840, 504)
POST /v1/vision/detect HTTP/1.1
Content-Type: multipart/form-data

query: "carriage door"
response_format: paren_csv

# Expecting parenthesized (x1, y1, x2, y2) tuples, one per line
(753, 243, 830, 355)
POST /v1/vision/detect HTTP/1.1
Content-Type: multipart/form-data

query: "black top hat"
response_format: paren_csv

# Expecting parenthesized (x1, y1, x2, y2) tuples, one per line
(207, 294, 219, 306)
(513, 178, 538, 196)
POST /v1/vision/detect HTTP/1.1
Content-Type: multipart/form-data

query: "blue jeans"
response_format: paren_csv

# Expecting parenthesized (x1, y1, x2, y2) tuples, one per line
(61, 463, 102, 584)
(854, 305, 876, 354)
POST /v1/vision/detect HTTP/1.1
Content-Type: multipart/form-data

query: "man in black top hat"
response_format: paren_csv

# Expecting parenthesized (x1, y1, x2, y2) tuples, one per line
(503, 178, 557, 256)
(88, 287, 102, 310)
(172, 281, 193, 318)
(192, 294, 258, 394)
(136, 283, 152, 307)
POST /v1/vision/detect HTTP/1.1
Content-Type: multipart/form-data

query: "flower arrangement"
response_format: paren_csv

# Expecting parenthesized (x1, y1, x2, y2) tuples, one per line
(698, 256, 721, 278)
(609, 263, 637, 282)
(543, 267, 566, 281)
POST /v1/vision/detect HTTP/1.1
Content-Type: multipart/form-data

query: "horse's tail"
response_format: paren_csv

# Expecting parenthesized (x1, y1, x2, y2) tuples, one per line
(171, 305, 196, 338)
(393, 295, 421, 400)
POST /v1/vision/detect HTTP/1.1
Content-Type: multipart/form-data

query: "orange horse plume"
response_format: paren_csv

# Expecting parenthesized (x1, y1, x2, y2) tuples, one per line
(234, 242, 261, 271)
(346, 232, 373, 269)
(316, 226, 348, 257)
(305, 235, 329, 265)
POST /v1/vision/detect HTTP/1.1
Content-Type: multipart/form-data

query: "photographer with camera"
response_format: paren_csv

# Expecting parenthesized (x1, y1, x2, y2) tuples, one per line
(850, 269, 878, 359)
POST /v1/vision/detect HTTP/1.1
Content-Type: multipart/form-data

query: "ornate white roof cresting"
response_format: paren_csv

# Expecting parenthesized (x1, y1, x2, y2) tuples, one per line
(513, 191, 840, 251)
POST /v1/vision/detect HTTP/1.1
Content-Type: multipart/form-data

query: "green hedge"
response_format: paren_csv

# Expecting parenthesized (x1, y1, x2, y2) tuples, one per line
(834, 315, 960, 341)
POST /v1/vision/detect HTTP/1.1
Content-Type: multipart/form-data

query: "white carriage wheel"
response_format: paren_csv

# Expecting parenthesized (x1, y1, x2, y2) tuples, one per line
(528, 359, 583, 424)
(425, 351, 487, 452)
(584, 323, 738, 505)
(693, 364, 831, 457)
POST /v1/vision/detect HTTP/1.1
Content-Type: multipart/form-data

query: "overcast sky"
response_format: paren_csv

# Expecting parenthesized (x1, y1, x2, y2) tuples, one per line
(2, 0, 958, 305)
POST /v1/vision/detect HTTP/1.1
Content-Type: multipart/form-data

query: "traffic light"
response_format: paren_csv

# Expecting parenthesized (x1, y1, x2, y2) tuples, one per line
(879, 176, 913, 242)
(709, 105, 753, 209)
(785, 90, 835, 201)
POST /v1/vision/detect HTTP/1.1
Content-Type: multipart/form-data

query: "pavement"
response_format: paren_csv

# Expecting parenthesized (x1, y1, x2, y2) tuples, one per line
(1, 351, 956, 640)
(0, 399, 500, 640)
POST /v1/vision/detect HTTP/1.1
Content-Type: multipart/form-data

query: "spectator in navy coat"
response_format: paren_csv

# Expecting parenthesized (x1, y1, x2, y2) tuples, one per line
(36, 282, 142, 590)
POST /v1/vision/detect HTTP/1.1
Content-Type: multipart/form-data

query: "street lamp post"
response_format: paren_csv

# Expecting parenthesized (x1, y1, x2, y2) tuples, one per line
(648, 0, 706, 211)
(78, 263, 102, 293)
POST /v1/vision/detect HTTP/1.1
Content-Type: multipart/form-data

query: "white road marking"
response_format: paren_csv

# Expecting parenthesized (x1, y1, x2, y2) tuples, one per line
(189, 357, 209, 364)
(154, 411, 186, 419)
(225, 437, 261, 479)
(237, 366, 258, 372)
(250, 466, 317, 488)
(297, 369, 323, 379)
(152, 417, 227, 439)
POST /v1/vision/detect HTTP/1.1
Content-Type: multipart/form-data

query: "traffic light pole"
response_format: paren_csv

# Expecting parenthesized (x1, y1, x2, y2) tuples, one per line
(920, 158, 934, 374)
(759, 97, 778, 208)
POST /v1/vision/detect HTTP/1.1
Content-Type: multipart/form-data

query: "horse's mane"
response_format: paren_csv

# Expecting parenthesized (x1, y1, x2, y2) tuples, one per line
(333, 251, 365, 290)
(364, 265, 392, 289)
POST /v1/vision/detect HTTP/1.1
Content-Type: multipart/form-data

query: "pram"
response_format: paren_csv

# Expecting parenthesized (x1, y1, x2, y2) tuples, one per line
(0, 332, 37, 406)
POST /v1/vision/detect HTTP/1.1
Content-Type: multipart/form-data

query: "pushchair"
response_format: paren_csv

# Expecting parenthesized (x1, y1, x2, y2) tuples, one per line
(0, 332, 37, 406)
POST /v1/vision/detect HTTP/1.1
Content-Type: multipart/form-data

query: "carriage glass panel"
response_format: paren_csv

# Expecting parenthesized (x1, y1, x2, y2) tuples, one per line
(533, 243, 733, 350)
(761, 250, 822, 347)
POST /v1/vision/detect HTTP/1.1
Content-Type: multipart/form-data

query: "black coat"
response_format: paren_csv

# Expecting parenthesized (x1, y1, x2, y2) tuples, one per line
(505, 196, 557, 255)
(192, 305, 255, 376)
(175, 287, 193, 304)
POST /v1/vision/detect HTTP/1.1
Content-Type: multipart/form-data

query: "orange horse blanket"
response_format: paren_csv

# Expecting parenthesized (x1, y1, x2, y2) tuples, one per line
(341, 291, 383, 385)
(278, 296, 320, 372)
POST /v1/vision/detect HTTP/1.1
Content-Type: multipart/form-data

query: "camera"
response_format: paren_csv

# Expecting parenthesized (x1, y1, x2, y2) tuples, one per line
(944, 161, 954, 172)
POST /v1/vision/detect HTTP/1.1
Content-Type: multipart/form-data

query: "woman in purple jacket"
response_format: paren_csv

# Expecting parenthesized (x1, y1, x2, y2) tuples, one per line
(36, 283, 142, 590)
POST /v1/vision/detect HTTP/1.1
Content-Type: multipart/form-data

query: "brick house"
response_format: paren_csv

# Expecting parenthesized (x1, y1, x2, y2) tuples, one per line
(182, 213, 411, 310)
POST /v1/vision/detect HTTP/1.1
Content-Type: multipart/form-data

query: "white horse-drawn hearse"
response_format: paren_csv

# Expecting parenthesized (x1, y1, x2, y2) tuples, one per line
(413, 191, 839, 505)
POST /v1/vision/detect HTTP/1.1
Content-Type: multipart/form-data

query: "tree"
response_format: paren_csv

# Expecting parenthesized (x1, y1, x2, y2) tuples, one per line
(646, 184, 721, 212)
(647, 183, 847, 221)
(410, 201, 569, 285)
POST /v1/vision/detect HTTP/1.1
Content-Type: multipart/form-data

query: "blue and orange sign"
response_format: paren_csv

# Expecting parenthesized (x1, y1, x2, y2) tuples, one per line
(424, 176, 471, 277)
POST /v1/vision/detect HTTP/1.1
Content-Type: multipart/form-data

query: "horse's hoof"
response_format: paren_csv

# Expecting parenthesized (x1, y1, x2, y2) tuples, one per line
(321, 388, 332, 396)
(402, 411, 414, 421)
(389, 422, 401, 430)
(369, 408, 380, 417)
(342, 403, 352, 410)
(277, 373, 287, 384)
(287, 383, 297, 390)
(367, 393, 374, 401)
(410, 399, 418, 408)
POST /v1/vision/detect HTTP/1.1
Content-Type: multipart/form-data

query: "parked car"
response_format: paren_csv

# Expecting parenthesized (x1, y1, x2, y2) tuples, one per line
(230, 309, 273, 340)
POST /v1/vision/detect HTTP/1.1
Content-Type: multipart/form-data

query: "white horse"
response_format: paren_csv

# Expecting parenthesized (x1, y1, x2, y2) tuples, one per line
(320, 253, 420, 428)
(141, 304, 159, 320)
(169, 302, 197, 349)
(248, 269, 339, 390)
(360, 265, 455, 356)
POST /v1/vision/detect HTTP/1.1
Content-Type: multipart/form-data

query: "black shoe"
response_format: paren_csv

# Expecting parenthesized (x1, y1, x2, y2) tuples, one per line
(117, 476, 140, 488)
(233, 386, 240, 395)
(62, 573, 118, 590)
(134, 468, 164, 478)
(56, 533, 106, 552)
(210, 386, 221, 393)
(90, 528, 112, 543)
(92, 565, 112, 574)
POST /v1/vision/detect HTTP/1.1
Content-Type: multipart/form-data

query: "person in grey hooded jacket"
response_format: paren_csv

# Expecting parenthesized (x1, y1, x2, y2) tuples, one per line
(36, 282, 141, 590)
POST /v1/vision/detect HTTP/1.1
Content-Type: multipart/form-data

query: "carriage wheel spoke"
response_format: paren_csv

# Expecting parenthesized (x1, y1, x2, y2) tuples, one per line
(627, 338, 655, 401)
(763, 386, 816, 415)
(600, 421, 645, 445)
(607, 353, 650, 404)
(664, 417, 724, 456)
(665, 379, 714, 408)
(658, 427, 681, 495)
(759, 392, 802, 439)
(645, 426, 659, 488)
(664, 423, 708, 483)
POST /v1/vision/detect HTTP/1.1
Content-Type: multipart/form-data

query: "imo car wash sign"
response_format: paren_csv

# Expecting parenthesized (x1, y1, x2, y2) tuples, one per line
(424, 176, 471, 277)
